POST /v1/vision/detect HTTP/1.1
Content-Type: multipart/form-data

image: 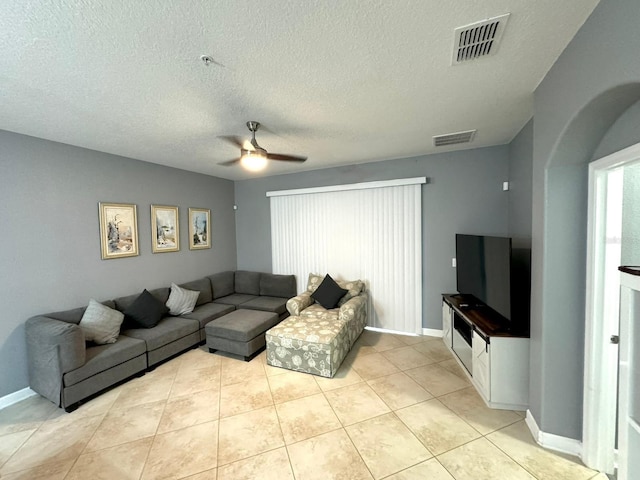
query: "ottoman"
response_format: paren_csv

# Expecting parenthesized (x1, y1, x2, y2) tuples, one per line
(205, 309, 280, 361)
(265, 315, 351, 377)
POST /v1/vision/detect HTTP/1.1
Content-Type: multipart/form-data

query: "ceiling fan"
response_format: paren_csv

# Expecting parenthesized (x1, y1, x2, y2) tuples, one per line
(218, 121, 307, 171)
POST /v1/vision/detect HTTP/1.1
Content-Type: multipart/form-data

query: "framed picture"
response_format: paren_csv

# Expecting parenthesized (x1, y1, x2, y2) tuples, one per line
(189, 208, 211, 250)
(151, 205, 180, 253)
(99, 202, 139, 259)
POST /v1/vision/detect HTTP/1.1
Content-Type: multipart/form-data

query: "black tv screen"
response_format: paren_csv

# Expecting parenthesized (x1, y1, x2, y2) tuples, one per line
(456, 234, 512, 320)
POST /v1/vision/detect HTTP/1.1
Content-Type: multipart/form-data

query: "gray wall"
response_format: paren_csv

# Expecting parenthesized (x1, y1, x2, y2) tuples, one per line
(531, 0, 640, 440)
(0, 130, 237, 397)
(235, 146, 510, 330)
(508, 118, 533, 249)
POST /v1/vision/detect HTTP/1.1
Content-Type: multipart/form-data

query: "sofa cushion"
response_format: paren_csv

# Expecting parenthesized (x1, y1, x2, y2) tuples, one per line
(46, 300, 117, 325)
(205, 309, 279, 342)
(166, 283, 200, 316)
(306, 273, 324, 293)
(259, 273, 296, 298)
(214, 294, 258, 307)
(208, 271, 235, 299)
(180, 302, 235, 328)
(79, 299, 124, 345)
(123, 290, 169, 329)
(121, 317, 199, 351)
(336, 279, 365, 306)
(235, 270, 261, 295)
(179, 277, 212, 306)
(312, 274, 348, 309)
(63, 335, 146, 387)
(240, 296, 289, 315)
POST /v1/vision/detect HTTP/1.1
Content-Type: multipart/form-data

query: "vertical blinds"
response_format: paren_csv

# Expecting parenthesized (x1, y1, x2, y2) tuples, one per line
(269, 178, 424, 335)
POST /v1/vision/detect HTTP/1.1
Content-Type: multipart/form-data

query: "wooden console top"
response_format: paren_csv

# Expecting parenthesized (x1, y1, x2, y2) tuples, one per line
(443, 294, 529, 338)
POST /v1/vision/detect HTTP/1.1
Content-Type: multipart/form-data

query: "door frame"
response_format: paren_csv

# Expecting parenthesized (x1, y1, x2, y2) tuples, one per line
(583, 142, 640, 472)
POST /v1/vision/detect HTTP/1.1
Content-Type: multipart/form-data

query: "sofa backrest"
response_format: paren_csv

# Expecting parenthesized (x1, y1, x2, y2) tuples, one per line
(235, 270, 261, 295)
(43, 300, 117, 325)
(179, 277, 212, 306)
(113, 287, 169, 312)
(208, 271, 235, 299)
(260, 273, 296, 298)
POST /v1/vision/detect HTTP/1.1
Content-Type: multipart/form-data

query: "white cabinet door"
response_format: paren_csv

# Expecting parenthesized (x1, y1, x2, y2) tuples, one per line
(442, 302, 452, 348)
(472, 330, 490, 400)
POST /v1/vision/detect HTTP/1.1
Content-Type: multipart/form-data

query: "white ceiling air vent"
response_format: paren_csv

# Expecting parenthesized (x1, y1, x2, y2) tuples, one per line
(433, 129, 477, 147)
(452, 13, 510, 65)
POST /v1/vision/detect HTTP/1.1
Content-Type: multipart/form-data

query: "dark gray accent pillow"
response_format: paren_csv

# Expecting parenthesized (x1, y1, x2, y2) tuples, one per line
(235, 270, 261, 295)
(311, 274, 348, 309)
(124, 289, 169, 329)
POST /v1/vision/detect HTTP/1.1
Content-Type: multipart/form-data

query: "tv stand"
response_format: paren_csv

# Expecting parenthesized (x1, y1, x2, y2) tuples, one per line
(442, 294, 529, 411)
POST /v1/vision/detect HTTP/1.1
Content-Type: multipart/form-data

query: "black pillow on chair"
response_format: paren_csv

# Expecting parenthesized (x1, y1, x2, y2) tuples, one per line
(124, 289, 169, 328)
(311, 274, 348, 309)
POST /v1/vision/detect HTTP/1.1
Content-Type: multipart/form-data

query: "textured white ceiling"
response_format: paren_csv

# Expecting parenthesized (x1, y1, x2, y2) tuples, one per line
(0, 1, 600, 180)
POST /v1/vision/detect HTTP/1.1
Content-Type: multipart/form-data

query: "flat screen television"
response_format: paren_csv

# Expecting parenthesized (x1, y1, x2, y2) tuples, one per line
(455, 234, 513, 321)
(455, 233, 531, 334)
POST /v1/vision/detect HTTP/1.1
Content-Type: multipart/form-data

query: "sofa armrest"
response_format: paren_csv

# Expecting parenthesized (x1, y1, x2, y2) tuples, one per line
(286, 292, 314, 316)
(339, 292, 368, 323)
(25, 316, 86, 406)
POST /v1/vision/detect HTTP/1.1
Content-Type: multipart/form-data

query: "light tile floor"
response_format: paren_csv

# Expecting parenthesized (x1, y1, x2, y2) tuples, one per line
(0, 331, 607, 480)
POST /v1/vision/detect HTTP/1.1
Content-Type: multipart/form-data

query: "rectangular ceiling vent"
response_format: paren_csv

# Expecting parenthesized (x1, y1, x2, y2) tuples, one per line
(452, 13, 510, 65)
(433, 129, 477, 147)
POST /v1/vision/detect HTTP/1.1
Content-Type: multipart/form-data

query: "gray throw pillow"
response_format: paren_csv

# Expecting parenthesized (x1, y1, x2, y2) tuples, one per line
(79, 299, 124, 344)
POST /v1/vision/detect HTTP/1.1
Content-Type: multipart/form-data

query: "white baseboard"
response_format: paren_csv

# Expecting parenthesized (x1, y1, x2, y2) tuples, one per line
(0, 387, 37, 410)
(525, 409, 582, 458)
(422, 328, 443, 338)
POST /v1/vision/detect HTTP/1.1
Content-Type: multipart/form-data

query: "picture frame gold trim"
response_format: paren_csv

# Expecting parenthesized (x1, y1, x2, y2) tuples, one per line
(188, 208, 211, 250)
(98, 202, 139, 259)
(151, 205, 180, 253)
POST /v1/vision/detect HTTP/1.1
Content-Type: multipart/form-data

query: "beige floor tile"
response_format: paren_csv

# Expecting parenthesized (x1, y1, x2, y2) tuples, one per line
(405, 363, 470, 397)
(411, 341, 454, 362)
(220, 376, 273, 417)
(217, 447, 294, 480)
(141, 421, 219, 479)
(367, 372, 432, 410)
(438, 437, 536, 479)
(314, 362, 364, 392)
(396, 399, 480, 455)
(0, 458, 75, 480)
(84, 400, 165, 452)
(0, 413, 103, 474)
(346, 412, 432, 479)
(178, 347, 223, 371)
(217, 406, 284, 466)
(65, 437, 152, 480)
(349, 352, 400, 380)
(487, 420, 598, 480)
(275, 393, 342, 444)
(385, 458, 455, 480)
(359, 331, 406, 352)
(182, 468, 217, 479)
(0, 395, 58, 436)
(382, 346, 435, 370)
(287, 428, 373, 480)
(396, 334, 432, 346)
(157, 388, 220, 433)
(0, 429, 35, 466)
(267, 370, 321, 404)
(324, 383, 390, 426)
(219, 357, 265, 387)
(344, 341, 378, 362)
(439, 387, 522, 435)
(71, 387, 122, 418)
(437, 358, 469, 380)
(111, 375, 174, 410)
(171, 365, 221, 398)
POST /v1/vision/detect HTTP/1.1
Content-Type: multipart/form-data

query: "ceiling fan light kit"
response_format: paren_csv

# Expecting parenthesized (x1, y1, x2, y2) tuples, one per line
(219, 121, 307, 171)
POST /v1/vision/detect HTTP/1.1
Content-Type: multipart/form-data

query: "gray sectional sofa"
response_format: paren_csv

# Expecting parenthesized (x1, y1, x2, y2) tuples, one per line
(25, 270, 296, 411)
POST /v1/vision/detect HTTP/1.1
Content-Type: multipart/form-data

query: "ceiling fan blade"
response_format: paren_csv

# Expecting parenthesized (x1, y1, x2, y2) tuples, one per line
(266, 152, 307, 162)
(218, 157, 241, 166)
(218, 135, 245, 148)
